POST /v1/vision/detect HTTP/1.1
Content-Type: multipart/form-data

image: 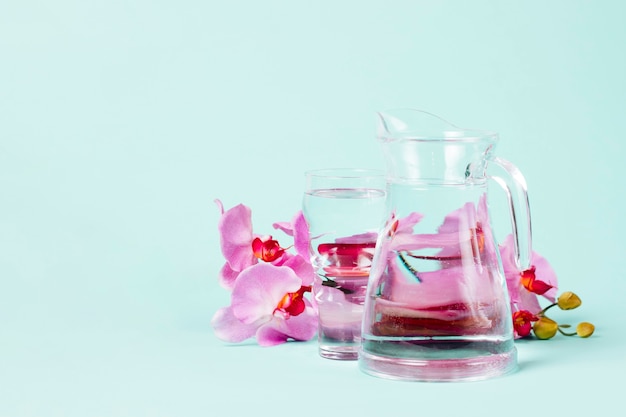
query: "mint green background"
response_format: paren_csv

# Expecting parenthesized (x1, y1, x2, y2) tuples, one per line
(1, 1, 623, 416)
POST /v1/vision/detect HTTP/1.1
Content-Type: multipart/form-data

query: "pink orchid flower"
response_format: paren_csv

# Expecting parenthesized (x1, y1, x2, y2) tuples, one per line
(498, 233, 558, 315)
(211, 263, 317, 346)
(216, 200, 314, 290)
(434, 194, 496, 263)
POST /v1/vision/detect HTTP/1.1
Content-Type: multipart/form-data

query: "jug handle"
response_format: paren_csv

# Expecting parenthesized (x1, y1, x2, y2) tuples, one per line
(487, 157, 533, 271)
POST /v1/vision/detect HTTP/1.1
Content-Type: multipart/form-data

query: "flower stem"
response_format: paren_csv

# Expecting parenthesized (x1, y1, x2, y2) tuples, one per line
(557, 326, 577, 337)
(398, 252, 422, 282)
(321, 278, 353, 294)
(538, 302, 557, 316)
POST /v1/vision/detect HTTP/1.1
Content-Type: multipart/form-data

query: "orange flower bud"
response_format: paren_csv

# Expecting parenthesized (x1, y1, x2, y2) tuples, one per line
(533, 317, 559, 339)
(576, 322, 595, 338)
(557, 292, 582, 310)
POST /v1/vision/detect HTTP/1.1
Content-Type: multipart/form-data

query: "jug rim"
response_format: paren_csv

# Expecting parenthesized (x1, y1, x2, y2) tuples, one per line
(377, 109, 499, 143)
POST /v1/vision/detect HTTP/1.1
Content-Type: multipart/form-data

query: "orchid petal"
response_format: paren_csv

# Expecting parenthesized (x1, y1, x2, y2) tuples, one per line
(280, 254, 315, 286)
(211, 306, 263, 343)
(256, 306, 317, 346)
(438, 202, 476, 235)
(231, 263, 302, 324)
(515, 286, 542, 314)
(214, 199, 225, 215)
(530, 252, 558, 302)
(218, 203, 257, 271)
(273, 211, 311, 260)
(396, 212, 424, 234)
(255, 325, 291, 346)
(393, 232, 461, 252)
(521, 267, 553, 296)
(218, 262, 240, 290)
(272, 221, 293, 236)
(292, 211, 312, 259)
(499, 234, 559, 310)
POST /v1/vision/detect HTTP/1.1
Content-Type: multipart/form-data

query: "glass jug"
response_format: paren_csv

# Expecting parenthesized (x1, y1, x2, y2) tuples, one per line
(359, 109, 532, 382)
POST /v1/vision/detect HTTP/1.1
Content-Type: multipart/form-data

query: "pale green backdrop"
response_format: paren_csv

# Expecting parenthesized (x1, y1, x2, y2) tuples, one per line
(1, 1, 624, 416)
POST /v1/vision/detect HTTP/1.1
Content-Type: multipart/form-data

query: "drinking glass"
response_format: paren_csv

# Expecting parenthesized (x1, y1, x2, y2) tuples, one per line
(302, 168, 386, 360)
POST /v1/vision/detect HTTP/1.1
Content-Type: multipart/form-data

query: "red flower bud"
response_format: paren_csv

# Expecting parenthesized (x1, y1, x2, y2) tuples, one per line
(512, 310, 537, 338)
(252, 237, 285, 262)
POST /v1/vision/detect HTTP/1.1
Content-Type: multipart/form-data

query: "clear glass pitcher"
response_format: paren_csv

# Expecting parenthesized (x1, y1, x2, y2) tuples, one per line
(359, 109, 532, 382)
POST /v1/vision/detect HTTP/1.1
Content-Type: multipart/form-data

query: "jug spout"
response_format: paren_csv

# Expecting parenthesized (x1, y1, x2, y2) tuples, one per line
(377, 109, 471, 140)
(376, 109, 499, 184)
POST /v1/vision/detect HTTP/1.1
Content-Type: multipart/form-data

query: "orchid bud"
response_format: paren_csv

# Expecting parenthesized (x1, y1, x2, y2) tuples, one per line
(557, 292, 582, 310)
(533, 317, 558, 340)
(512, 310, 537, 338)
(576, 322, 595, 338)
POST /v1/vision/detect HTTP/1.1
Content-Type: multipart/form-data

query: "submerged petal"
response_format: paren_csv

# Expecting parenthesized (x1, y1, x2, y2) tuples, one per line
(335, 232, 378, 244)
(395, 211, 424, 234)
(438, 201, 476, 235)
